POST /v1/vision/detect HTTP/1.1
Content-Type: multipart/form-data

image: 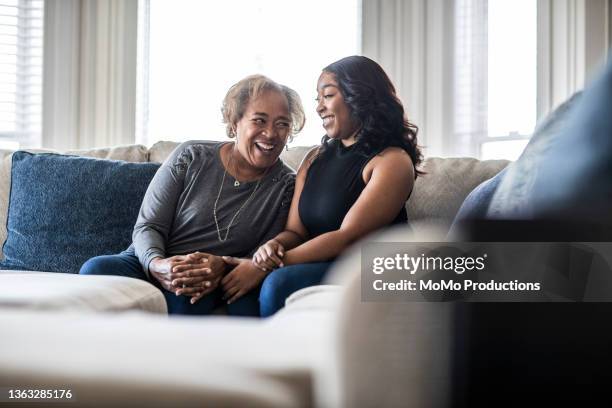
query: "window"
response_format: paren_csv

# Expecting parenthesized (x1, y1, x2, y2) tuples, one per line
(0, 0, 43, 149)
(454, 0, 537, 160)
(136, 0, 360, 148)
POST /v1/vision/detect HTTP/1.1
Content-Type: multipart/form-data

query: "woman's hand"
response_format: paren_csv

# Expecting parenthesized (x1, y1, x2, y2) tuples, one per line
(149, 253, 226, 299)
(172, 253, 225, 291)
(176, 254, 228, 304)
(252, 239, 285, 271)
(221, 256, 267, 304)
(149, 254, 197, 292)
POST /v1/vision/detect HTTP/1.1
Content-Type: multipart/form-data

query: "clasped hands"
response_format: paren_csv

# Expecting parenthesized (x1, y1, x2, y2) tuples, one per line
(252, 239, 285, 272)
(149, 252, 267, 305)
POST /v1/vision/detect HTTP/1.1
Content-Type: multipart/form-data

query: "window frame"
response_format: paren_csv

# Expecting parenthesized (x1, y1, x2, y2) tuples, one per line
(0, 0, 44, 149)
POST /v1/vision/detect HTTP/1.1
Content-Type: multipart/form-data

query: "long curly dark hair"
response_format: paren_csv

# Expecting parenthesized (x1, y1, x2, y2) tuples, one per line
(321, 55, 423, 176)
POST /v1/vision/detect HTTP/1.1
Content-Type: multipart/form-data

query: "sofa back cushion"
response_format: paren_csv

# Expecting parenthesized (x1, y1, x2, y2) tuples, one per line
(406, 157, 508, 234)
(148, 140, 508, 234)
(0, 152, 159, 273)
(148, 140, 314, 171)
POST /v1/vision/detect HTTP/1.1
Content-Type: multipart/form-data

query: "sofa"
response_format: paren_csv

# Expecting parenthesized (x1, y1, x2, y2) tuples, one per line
(0, 140, 507, 406)
(3, 58, 612, 406)
(0, 141, 507, 314)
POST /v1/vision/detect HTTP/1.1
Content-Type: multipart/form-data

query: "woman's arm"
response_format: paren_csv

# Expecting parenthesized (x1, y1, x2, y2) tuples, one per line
(252, 148, 317, 268)
(283, 147, 415, 265)
(274, 147, 319, 249)
(132, 142, 192, 276)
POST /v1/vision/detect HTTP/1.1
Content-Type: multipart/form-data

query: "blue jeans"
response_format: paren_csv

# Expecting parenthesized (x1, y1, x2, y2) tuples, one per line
(79, 250, 260, 316)
(259, 262, 332, 317)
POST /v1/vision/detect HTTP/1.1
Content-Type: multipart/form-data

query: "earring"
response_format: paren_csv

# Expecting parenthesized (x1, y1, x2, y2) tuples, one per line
(285, 144, 289, 152)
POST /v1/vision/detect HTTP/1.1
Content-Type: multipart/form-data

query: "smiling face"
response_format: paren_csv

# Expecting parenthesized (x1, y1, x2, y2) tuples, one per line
(233, 89, 291, 171)
(316, 71, 361, 145)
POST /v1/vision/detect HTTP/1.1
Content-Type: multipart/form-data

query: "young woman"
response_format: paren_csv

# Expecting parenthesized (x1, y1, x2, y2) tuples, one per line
(80, 75, 305, 316)
(251, 56, 423, 316)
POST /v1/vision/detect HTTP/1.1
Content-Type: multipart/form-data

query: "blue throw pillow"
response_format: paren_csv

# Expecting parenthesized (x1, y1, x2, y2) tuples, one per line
(531, 61, 612, 228)
(487, 92, 582, 219)
(447, 167, 507, 239)
(0, 152, 160, 273)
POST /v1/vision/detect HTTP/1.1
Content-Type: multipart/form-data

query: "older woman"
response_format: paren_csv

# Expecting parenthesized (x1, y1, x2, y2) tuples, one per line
(80, 75, 305, 316)
(251, 56, 423, 316)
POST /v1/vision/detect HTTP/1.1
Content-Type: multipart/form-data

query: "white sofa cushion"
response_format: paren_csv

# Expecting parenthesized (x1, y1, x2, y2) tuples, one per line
(0, 304, 336, 406)
(284, 285, 341, 312)
(0, 271, 166, 313)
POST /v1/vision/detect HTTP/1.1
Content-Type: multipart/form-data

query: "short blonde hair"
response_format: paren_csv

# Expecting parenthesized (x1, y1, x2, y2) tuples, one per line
(221, 74, 305, 139)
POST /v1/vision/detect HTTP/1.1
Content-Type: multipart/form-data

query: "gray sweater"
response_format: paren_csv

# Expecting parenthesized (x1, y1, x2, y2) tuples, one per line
(132, 141, 295, 274)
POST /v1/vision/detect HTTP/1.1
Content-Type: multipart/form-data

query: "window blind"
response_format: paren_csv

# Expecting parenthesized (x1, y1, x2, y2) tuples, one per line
(454, 0, 488, 158)
(454, 0, 536, 160)
(0, 0, 43, 149)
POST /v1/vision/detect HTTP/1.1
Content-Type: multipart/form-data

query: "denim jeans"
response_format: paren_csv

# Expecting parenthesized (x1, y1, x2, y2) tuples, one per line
(259, 262, 333, 317)
(79, 250, 260, 316)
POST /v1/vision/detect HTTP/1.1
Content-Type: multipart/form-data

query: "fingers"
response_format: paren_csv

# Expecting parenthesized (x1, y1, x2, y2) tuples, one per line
(159, 281, 175, 292)
(252, 252, 280, 272)
(222, 256, 241, 266)
(193, 285, 216, 299)
(190, 291, 204, 304)
(188, 277, 221, 303)
(171, 263, 209, 273)
(263, 246, 284, 267)
(263, 257, 280, 270)
(222, 284, 240, 303)
(253, 256, 280, 272)
(165, 254, 208, 272)
(167, 255, 189, 264)
(150, 270, 173, 288)
(265, 240, 284, 257)
(252, 253, 267, 270)
(170, 267, 212, 280)
(172, 275, 209, 287)
(226, 289, 245, 304)
(186, 251, 210, 261)
(175, 281, 212, 296)
(221, 271, 235, 287)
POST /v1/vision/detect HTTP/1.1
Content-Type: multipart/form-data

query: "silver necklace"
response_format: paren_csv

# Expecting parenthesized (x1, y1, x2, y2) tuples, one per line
(213, 150, 265, 242)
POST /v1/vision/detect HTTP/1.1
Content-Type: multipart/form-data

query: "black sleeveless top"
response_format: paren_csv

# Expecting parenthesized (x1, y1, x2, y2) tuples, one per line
(298, 139, 408, 238)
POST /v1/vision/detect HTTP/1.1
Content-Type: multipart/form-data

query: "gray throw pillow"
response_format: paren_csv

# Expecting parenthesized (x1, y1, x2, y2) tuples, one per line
(0, 152, 160, 273)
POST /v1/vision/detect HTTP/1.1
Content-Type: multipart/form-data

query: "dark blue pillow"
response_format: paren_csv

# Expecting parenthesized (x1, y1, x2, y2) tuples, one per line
(487, 92, 582, 219)
(447, 167, 507, 239)
(0, 152, 160, 273)
(531, 61, 612, 228)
